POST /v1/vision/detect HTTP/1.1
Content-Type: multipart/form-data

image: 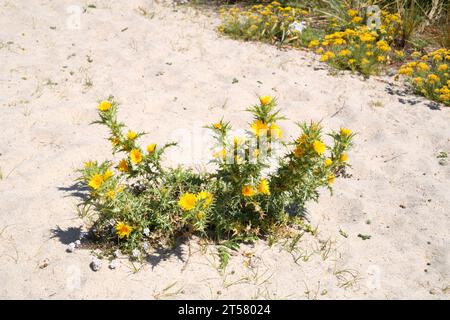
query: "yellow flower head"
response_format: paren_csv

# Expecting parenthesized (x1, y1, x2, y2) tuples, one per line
(127, 130, 137, 140)
(438, 64, 448, 72)
(351, 16, 362, 23)
(147, 143, 156, 154)
(308, 40, 320, 48)
(258, 179, 270, 195)
(340, 153, 348, 162)
(250, 120, 268, 136)
(118, 159, 129, 172)
(115, 222, 132, 238)
(103, 169, 113, 180)
(312, 140, 326, 155)
(197, 191, 214, 208)
(107, 190, 115, 200)
(97, 100, 112, 112)
(259, 95, 273, 105)
(129, 149, 142, 164)
(213, 122, 222, 130)
(88, 174, 103, 190)
(242, 185, 256, 197)
(324, 158, 332, 167)
(178, 193, 197, 211)
(411, 51, 421, 58)
(269, 123, 282, 138)
(340, 127, 352, 136)
(347, 9, 358, 17)
(327, 174, 335, 185)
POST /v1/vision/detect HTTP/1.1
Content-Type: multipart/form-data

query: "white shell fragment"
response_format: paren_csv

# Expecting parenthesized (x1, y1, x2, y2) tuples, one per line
(90, 257, 102, 271)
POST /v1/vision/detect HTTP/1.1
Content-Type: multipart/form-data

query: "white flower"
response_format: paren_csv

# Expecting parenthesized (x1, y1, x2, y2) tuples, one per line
(132, 248, 140, 258)
(143, 227, 150, 236)
(289, 21, 306, 33)
(66, 242, 76, 253)
(143, 242, 149, 251)
(90, 257, 102, 271)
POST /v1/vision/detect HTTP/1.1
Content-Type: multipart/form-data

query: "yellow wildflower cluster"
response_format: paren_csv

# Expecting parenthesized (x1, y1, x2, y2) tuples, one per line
(242, 178, 271, 197)
(218, 2, 308, 44)
(313, 26, 391, 75)
(397, 48, 450, 106)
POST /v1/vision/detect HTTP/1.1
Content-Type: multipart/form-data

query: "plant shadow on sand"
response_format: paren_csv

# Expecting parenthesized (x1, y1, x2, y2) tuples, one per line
(145, 240, 188, 270)
(51, 226, 82, 245)
(385, 83, 441, 110)
(58, 181, 90, 201)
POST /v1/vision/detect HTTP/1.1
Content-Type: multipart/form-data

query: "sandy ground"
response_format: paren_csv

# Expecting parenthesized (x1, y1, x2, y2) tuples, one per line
(0, 0, 449, 299)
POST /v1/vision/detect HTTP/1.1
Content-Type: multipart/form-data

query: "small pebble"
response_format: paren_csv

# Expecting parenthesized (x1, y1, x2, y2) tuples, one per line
(109, 260, 118, 270)
(74, 240, 81, 248)
(90, 257, 102, 271)
(66, 242, 76, 253)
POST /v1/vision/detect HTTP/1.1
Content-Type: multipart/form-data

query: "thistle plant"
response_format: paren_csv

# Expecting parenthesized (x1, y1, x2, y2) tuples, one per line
(76, 95, 354, 266)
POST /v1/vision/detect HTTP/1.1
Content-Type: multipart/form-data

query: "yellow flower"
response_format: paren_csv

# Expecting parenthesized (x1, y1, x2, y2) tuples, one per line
(88, 174, 103, 190)
(427, 74, 440, 84)
(118, 159, 129, 172)
(107, 190, 115, 199)
(242, 185, 256, 197)
(115, 222, 132, 238)
(127, 130, 137, 140)
(413, 77, 423, 86)
(377, 56, 385, 62)
(312, 140, 326, 155)
(315, 47, 324, 54)
(129, 149, 142, 164)
(438, 64, 448, 71)
(411, 51, 421, 58)
(213, 122, 222, 129)
(394, 50, 405, 58)
(147, 143, 156, 154)
(197, 191, 213, 208)
(340, 153, 348, 162)
(250, 120, 268, 136)
(338, 49, 352, 57)
(103, 170, 113, 180)
(348, 59, 356, 64)
(361, 58, 369, 65)
(258, 179, 270, 195)
(327, 174, 335, 184)
(269, 123, 282, 138)
(398, 66, 413, 75)
(320, 51, 335, 62)
(351, 16, 362, 23)
(324, 158, 332, 167)
(97, 100, 112, 112)
(416, 62, 429, 71)
(308, 40, 320, 48)
(340, 127, 352, 136)
(259, 95, 273, 105)
(178, 193, 197, 211)
(347, 9, 358, 17)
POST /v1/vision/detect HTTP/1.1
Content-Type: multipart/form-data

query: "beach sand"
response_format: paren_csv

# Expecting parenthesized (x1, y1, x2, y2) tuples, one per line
(0, 0, 449, 299)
